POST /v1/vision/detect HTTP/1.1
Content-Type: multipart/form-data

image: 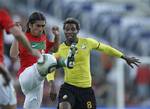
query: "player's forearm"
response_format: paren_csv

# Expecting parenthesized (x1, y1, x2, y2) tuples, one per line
(10, 40, 19, 59)
(98, 43, 124, 58)
(10, 26, 33, 53)
(14, 32, 32, 53)
(0, 64, 11, 86)
(52, 35, 60, 52)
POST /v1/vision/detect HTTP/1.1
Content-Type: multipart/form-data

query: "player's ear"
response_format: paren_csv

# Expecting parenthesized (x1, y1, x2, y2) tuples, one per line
(75, 27, 79, 34)
(74, 30, 79, 34)
(29, 23, 32, 29)
(76, 25, 80, 34)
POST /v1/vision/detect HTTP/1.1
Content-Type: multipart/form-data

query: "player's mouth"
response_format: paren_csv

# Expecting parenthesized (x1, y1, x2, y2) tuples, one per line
(66, 34, 73, 38)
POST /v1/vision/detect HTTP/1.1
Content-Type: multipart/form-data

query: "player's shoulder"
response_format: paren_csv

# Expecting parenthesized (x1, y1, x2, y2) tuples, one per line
(0, 9, 8, 14)
(78, 36, 89, 42)
(59, 42, 68, 50)
(0, 9, 10, 19)
(79, 36, 97, 43)
(59, 42, 65, 46)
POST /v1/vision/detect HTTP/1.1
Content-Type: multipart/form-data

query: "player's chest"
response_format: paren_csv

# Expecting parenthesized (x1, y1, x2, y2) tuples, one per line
(30, 41, 46, 49)
(62, 43, 90, 59)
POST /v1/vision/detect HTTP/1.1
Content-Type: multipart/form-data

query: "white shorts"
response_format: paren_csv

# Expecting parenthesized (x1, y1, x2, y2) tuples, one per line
(19, 64, 44, 109)
(0, 74, 17, 105)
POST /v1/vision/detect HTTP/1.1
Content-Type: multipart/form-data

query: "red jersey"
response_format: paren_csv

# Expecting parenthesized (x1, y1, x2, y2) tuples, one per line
(0, 9, 14, 63)
(17, 32, 54, 77)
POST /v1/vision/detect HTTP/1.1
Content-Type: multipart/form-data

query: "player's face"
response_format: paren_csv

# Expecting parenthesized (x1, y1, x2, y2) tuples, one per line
(64, 23, 78, 44)
(29, 20, 46, 37)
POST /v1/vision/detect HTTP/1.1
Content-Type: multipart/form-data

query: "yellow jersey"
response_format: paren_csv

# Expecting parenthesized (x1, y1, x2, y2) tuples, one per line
(46, 72, 55, 81)
(47, 37, 123, 87)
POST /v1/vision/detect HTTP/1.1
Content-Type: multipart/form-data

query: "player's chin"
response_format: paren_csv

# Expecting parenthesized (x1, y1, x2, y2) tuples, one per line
(34, 33, 41, 37)
(67, 37, 74, 43)
(34, 31, 42, 37)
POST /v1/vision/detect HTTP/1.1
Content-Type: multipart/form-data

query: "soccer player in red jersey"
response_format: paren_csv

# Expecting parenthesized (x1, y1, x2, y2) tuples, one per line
(10, 12, 61, 109)
(0, 9, 40, 109)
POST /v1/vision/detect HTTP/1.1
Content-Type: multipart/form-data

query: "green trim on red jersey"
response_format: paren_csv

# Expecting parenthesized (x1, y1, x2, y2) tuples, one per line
(30, 41, 46, 49)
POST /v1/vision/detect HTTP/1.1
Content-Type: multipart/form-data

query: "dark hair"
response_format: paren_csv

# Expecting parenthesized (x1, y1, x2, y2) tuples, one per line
(26, 12, 46, 32)
(63, 17, 80, 30)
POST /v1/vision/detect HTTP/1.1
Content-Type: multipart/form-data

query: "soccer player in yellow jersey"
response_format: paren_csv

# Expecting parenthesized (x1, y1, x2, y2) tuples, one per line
(47, 18, 140, 109)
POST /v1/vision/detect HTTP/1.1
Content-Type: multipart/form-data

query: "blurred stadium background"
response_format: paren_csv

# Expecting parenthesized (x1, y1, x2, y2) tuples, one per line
(1, 0, 150, 109)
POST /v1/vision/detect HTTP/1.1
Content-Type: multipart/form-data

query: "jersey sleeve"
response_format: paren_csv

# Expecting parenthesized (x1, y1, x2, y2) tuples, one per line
(45, 38, 54, 53)
(0, 9, 14, 32)
(86, 38, 124, 58)
(86, 38, 99, 49)
(46, 71, 55, 81)
(52, 44, 64, 59)
(97, 42, 124, 58)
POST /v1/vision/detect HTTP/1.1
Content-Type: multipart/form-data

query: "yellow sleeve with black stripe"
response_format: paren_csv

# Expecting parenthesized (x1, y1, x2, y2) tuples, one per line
(87, 38, 124, 58)
(97, 42, 124, 58)
(46, 71, 55, 81)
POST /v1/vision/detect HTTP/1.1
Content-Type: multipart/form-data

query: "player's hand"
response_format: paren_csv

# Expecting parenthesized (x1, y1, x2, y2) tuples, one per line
(65, 43, 78, 68)
(15, 22, 22, 31)
(51, 26, 60, 38)
(122, 56, 141, 68)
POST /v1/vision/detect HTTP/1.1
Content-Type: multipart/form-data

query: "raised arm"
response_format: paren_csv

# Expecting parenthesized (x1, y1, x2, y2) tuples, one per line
(10, 39, 19, 59)
(45, 26, 60, 53)
(9, 26, 41, 58)
(51, 26, 60, 52)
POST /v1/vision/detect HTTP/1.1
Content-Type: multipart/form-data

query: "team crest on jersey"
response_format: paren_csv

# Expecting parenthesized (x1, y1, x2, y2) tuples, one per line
(81, 44, 87, 49)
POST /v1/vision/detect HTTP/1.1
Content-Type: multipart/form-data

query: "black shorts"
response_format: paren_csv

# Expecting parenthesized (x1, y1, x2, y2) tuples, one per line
(57, 83, 96, 109)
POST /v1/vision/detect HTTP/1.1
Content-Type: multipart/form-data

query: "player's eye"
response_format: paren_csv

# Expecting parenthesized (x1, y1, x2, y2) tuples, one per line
(65, 27, 76, 32)
(36, 24, 45, 27)
(71, 27, 76, 31)
(64, 28, 70, 32)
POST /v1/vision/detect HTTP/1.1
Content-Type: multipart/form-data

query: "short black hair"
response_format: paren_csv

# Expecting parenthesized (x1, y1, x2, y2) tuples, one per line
(63, 17, 80, 30)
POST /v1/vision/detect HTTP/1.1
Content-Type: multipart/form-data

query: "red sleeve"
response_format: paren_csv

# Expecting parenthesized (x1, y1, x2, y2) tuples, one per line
(45, 38, 54, 53)
(0, 9, 14, 32)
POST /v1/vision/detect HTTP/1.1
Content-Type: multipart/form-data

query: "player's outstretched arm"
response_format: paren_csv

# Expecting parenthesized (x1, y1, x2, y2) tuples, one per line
(9, 26, 41, 58)
(10, 39, 19, 59)
(97, 42, 141, 68)
(121, 55, 141, 68)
